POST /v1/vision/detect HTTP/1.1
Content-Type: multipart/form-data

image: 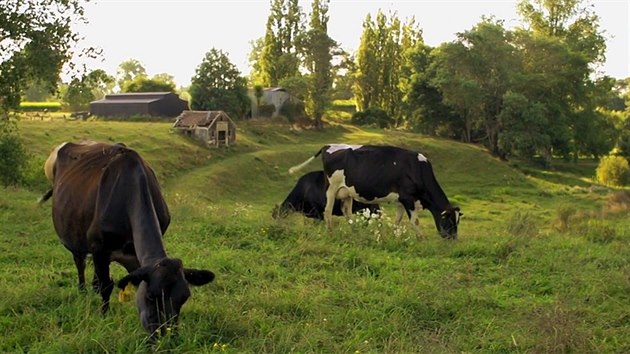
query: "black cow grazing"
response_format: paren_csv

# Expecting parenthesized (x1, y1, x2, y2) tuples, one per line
(273, 170, 379, 220)
(43, 141, 215, 337)
(289, 144, 461, 238)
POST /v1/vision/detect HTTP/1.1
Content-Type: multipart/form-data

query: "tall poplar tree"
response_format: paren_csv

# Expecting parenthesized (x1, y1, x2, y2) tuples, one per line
(353, 11, 422, 125)
(302, 0, 335, 129)
(253, 0, 303, 87)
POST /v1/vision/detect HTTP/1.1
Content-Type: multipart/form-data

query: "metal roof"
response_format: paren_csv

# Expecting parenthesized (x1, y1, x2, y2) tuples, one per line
(173, 110, 231, 128)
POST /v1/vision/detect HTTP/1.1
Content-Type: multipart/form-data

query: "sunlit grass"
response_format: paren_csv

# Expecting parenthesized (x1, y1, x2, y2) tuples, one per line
(2, 118, 629, 352)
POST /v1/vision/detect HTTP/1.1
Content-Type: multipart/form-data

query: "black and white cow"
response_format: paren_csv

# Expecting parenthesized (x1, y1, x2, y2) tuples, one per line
(273, 170, 379, 220)
(289, 144, 461, 238)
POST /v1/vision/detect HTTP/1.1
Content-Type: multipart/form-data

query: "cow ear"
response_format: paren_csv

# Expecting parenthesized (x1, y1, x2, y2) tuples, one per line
(184, 268, 215, 286)
(118, 266, 151, 289)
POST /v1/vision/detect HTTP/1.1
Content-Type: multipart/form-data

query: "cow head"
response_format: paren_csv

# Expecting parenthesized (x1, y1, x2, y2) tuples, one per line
(438, 207, 462, 239)
(117, 258, 214, 337)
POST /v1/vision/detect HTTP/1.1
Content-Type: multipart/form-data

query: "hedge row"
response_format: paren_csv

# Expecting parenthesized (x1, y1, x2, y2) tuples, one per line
(18, 102, 62, 112)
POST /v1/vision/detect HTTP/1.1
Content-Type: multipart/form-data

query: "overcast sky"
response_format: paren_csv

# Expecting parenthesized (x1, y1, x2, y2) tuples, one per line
(73, 0, 629, 86)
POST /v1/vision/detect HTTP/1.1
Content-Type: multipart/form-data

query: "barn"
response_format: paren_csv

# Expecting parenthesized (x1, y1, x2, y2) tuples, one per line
(89, 92, 189, 118)
(173, 110, 236, 147)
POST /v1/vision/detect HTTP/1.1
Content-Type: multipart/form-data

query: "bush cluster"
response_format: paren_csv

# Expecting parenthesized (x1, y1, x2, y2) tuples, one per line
(351, 108, 394, 128)
(257, 104, 276, 117)
(596, 155, 630, 186)
(278, 101, 306, 122)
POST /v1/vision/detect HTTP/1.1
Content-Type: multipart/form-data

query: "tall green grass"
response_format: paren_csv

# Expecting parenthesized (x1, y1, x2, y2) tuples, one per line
(1, 119, 629, 352)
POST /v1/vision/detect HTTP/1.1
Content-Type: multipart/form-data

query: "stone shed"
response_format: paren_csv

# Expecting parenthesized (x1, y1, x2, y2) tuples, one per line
(173, 110, 236, 147)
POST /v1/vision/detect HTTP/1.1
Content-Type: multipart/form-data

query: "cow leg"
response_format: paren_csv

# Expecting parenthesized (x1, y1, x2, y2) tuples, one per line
(409, 200, 424, 236)
(73, 253, 87, 291)
(92, 252, 114, 314)
(399, 198, 421, 235)
(324, 186, 337, 230)
(341, 198, 353, 218)
(395, 203, 406, 224)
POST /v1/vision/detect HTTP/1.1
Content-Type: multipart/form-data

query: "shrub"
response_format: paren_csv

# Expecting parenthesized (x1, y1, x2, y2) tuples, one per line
(596, 155, 630, 186)
(278, 101, 306, 122)
(351, 108, 394, 128)
(257, 104, 276, 118)
(0, 125, 27, 186)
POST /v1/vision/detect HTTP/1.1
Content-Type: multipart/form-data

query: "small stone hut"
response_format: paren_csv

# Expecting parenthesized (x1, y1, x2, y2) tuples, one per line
(173, 110, 236, 147)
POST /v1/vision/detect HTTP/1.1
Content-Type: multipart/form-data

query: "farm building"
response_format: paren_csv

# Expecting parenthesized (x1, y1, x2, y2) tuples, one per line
(248, 87, 303, 118)
(173, 110, 236, 147)
(90, 92, 189, 118)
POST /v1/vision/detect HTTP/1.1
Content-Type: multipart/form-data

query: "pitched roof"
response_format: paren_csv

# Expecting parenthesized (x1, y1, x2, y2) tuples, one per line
(91, 92, 176, 104)
(173, 110, 228, 128)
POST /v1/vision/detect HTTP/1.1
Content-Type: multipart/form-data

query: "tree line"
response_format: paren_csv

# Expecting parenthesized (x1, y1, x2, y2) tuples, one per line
(2, 0, 630, 185)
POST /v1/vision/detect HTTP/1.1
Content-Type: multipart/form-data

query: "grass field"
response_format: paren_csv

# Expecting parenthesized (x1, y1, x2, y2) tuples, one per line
(1, 118, 630, 353)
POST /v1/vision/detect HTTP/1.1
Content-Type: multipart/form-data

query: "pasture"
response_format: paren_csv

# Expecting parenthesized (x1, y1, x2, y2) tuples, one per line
(2, 118, 630, 353)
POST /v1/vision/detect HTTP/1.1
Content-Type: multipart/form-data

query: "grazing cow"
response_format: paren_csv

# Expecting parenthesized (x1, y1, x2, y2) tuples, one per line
(44, 141, 215, 337)
(289, 144, 461, 238)
(273, 170, 379, 220)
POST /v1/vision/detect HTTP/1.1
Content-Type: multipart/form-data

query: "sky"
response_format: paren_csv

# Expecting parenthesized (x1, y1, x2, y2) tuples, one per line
(73, 0, 629, 87)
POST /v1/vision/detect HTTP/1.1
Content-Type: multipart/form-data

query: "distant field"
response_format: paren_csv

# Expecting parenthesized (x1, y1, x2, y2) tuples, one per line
(1, 118, 629, 353)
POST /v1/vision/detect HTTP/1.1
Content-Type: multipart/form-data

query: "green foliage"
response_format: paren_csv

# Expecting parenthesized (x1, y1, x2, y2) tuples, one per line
(253, 0, 303, 87)
(279, 101, 306, 122)
(189, 48, 250, 119)
(351, 107, 394, 128)
(257, 104, 276, 117)
(353, 11, 422, 123)
(498, 91, 550, 160)
(18, 102, 62, 112)
(63, 69, 115, 111)
(0, 0, 87, 112)
(0, 121, 27, 186)
(301, 0, 335, 128)
(116, 59, 147, 90)
(596, 155, 630, 186)
(615, 115, 630, 159)
(433, 18, 517, 155)
(123, 76, 175, 93)
(278, 76, 309, 100)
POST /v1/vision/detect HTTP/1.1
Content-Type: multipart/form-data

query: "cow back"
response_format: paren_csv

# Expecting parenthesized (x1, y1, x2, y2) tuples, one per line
(51, 143, 169, 253)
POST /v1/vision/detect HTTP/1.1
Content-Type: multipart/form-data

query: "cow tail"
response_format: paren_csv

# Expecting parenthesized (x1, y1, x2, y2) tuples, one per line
(38, 188, 53, 204)
(288, 146, 325, 175)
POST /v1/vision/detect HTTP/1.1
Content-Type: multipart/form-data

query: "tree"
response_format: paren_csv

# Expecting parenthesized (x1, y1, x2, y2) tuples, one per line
(517, 0, 609, 161)
(189, 48, 250, 119)
(123, 76, 175, 93)
(405, 43, 459, 137)
(23, 80, 55, 102)
(253, 0, 304, 87)
(116, 59, 147, 91)
(353, 11, 422, 124)
(63, 69, 114, 111)
(1, 0, 88, 185)
(301, 0, 335, 129)
(432, 18, 518, 156)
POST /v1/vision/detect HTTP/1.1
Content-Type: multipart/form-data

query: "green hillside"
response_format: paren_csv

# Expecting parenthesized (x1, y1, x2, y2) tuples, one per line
(1, 119, 629, 353)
